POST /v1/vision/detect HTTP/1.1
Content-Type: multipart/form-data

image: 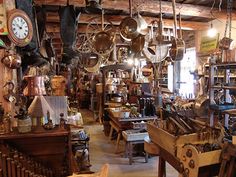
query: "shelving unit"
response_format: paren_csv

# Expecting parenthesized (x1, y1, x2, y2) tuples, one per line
(209, 61, 236, 127)
(100, 64, 133, 118)
(158, 64, 169, 89)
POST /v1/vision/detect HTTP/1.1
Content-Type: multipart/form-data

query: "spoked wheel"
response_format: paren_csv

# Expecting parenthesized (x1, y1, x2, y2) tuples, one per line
(76, 34, 91, 53)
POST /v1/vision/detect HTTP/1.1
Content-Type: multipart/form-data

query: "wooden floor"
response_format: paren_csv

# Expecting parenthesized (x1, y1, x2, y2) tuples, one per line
(80, 109, 178, 177)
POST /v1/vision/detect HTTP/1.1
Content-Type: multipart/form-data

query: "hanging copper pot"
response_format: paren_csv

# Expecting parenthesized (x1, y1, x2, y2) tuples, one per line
(92, 31, 115, 53)
(23, 76, 46, 96)
(81, 52, 101, 73)
(119, 0, 148, 41)
(120, 17, 139, 41)
(1, 53, 21, 69)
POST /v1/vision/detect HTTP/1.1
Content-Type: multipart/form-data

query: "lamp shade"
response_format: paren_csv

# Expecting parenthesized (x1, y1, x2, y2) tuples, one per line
(28, 96, 54, 118)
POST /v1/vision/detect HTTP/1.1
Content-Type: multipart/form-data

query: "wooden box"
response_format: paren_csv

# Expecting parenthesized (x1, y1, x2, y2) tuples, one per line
(147, 122, 219, 157)
(122, 130, 148, 141)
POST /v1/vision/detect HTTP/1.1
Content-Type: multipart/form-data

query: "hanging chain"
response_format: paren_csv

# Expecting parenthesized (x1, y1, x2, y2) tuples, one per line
(229, 0, 232, 39)
(224, 0, 233, 39)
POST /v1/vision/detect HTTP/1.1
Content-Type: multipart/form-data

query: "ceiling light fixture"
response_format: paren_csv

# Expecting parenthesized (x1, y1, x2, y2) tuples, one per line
(207, 21, 217, 38)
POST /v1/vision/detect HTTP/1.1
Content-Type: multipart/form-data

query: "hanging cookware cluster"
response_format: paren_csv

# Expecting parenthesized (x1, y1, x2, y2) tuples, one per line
(81, 0, 186, 69)
(119, 0, 148, 54)
(142, 0, 172, 63)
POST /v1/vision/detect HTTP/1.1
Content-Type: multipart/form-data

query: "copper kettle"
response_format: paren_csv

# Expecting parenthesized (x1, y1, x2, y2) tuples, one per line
(1, 53, 21, 69)
(23, 76, 46, 96)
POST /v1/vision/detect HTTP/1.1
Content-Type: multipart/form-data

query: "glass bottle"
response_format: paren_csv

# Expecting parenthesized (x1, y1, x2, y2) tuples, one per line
(145, 98, 150, 116)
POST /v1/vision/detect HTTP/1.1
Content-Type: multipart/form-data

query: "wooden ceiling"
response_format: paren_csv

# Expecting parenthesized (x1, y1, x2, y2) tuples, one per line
(34, 0, 234, 60)
(35, 0, 235, 22)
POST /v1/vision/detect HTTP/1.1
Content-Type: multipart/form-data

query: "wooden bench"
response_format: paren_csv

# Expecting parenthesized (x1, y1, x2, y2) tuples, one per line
(122, 130, 149, 165)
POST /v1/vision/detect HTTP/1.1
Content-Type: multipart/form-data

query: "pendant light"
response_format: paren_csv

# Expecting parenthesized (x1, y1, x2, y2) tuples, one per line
(207, 21, 217, 38)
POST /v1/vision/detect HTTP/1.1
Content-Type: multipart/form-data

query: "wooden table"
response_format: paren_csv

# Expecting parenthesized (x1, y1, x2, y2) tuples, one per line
(108, 112, 157, 153)
(122, 130, 149, 165)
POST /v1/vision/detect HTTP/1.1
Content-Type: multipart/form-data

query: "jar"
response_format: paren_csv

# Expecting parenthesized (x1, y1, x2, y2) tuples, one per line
(17, 116, 32, 133)
(51, 75, 66, 96)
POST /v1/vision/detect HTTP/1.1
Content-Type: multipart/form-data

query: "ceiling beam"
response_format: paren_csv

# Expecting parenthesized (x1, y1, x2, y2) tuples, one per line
(35, 0, 234, 20)
(46, 12, 209, 30)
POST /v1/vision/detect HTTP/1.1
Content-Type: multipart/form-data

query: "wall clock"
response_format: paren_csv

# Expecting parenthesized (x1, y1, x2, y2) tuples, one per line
(7, 9, 33, 47)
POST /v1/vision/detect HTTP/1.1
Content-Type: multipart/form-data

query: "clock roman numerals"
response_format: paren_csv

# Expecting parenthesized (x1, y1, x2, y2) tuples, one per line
(7, 9, 33, 47)
(11, 17, 29, 39)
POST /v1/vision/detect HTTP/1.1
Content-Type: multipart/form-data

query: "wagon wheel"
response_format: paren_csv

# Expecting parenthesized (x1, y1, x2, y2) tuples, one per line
(86, 12, 116, 58)
(76, 34, 91, 53)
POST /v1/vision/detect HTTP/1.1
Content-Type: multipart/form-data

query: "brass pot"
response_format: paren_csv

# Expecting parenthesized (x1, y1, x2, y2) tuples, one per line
(120, 14, 148, 41)
(23, 76, 46, 96)
(92, 31, 115, 53)
(120, 17, 139, 41)
(51, 75, 66, 96)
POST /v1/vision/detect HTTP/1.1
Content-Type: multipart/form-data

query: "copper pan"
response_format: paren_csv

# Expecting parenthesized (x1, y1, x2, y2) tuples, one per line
(119, 0, 148, 41)
(92, 30, 115, 54)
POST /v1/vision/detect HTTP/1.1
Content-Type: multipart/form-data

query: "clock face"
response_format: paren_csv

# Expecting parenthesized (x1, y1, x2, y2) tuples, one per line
(7, 9, 33, 47)
(11, 16, 29, 39)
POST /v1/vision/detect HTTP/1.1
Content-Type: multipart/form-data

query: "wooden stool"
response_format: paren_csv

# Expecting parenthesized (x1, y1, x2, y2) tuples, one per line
(122, 130, 148, 165)
(109, 121, 122, 153)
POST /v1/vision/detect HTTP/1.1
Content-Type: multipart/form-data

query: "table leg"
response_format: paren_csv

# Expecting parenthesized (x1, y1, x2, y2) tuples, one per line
(115, 132, 121, 153)
(124, 141, 128, 158)
(145, 152, 148, 163)
(109, 126, 113, 140)
(128, 142, 133, 165)
(158, 156, 166, 177)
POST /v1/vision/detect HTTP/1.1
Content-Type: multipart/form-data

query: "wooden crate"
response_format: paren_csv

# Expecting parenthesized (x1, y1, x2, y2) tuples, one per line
(179, 144, 221, 177)
(147, 122, 222, 177)
(147, 122, 219, 157)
